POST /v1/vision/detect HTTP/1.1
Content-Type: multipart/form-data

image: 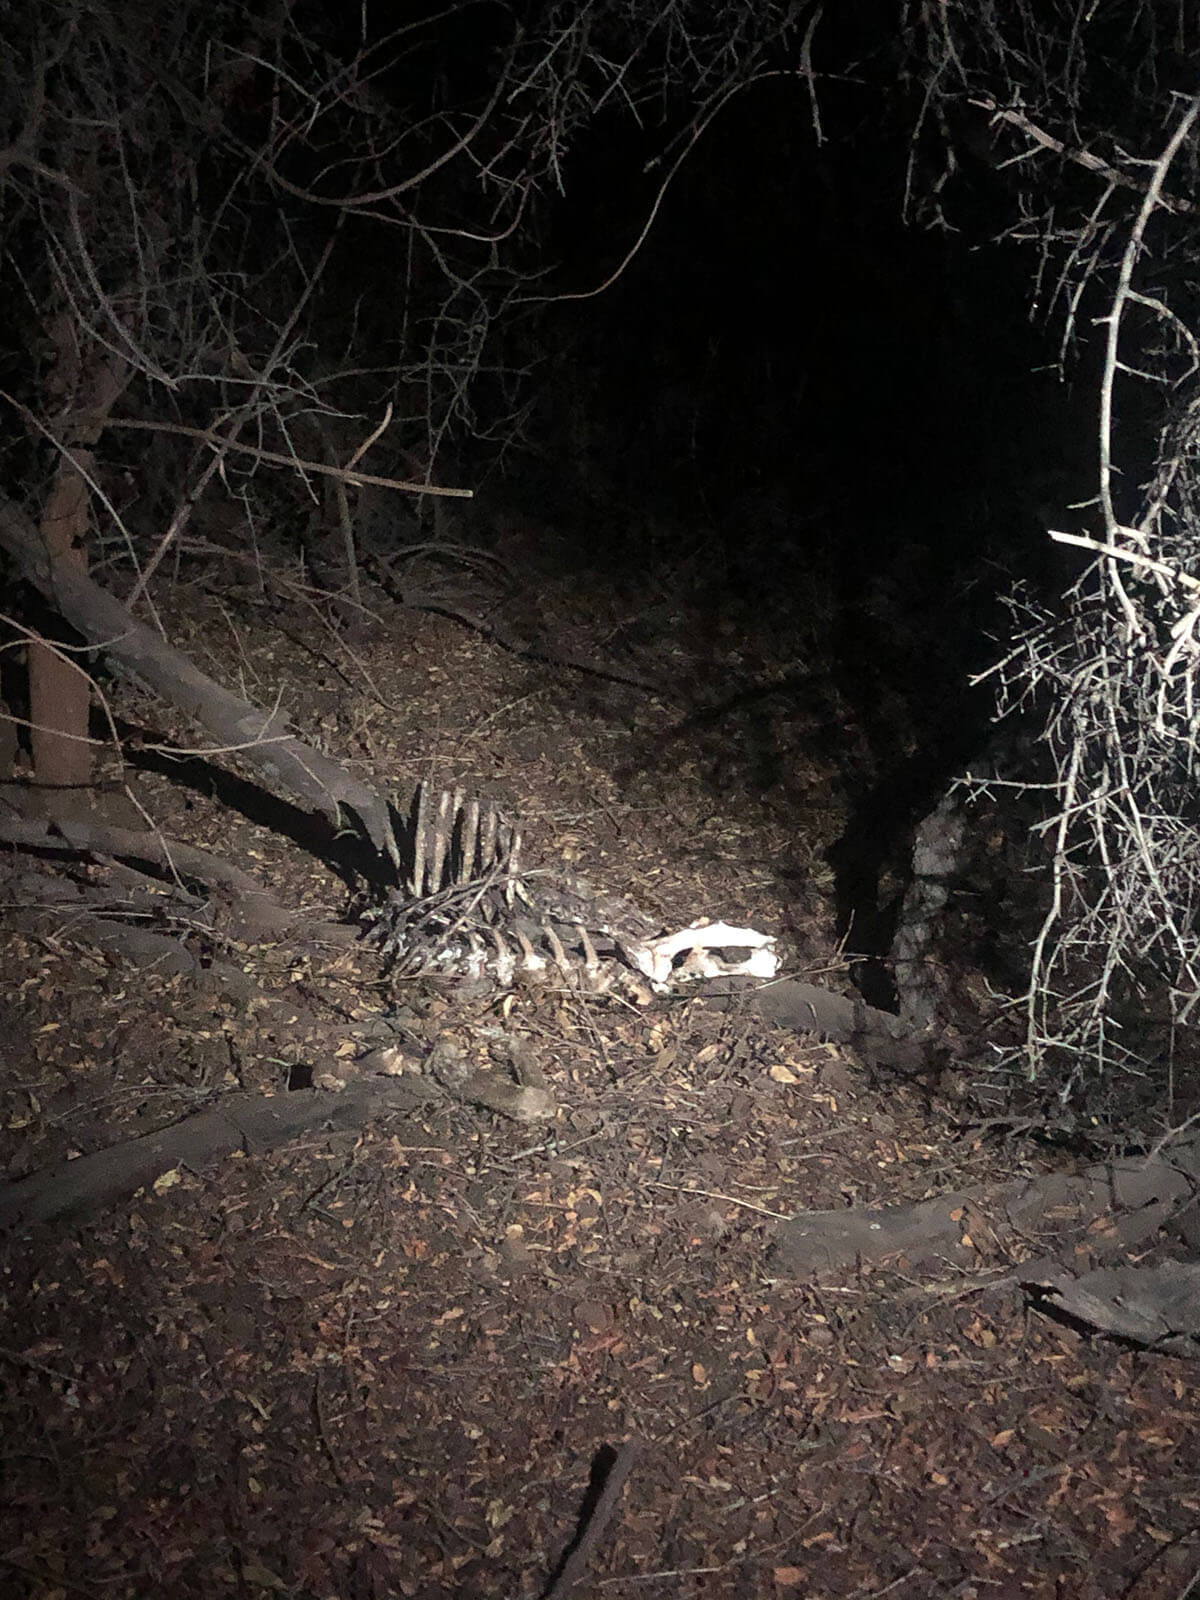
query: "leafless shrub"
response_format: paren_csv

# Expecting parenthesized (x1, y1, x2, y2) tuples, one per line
(0, 0, 805, 565)
(904, 2, 1200, 1105)
(0, 0, 807, 802)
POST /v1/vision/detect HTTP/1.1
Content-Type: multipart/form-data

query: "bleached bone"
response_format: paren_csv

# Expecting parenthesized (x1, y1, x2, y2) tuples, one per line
(409, 781, 429, 897)
(460, 796, 480, 880)
(505, 826, 522, 905)
(490, 927, 516, 988)
(578, 925, 601, 982)
(438, 787, 460, 887)
(514, 927, 547, 975)
(542, 922, 570, 975)
(479, 805, 498, 872)
(628, 921, 778, 989)
(464, 930, 488, 980)
(675, 946, 779, 981)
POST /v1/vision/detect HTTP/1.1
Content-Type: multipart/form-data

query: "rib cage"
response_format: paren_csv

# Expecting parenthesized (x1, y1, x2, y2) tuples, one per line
(399, 779, 522, 900)
(370, 780, 659, 990)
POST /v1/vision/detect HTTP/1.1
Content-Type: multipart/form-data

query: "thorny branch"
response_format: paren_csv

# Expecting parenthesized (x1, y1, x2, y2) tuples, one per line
(909, 4, 1200, 1106)
(985, 90, 1200, 1098)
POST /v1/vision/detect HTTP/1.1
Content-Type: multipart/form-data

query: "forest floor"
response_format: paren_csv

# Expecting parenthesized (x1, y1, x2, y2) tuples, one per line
(1, 495, 1198, 1599)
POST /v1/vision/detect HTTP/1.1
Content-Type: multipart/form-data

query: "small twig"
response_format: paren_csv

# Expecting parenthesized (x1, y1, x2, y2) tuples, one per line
(971, 97, 1196, 214)
(105, 417, 472, 497)
(343, 402, 393, 473)
(594, 1567, 727, 1587)
(521, 71, 798, 308)
(404, 599, 671, 698)
(643, 1181, 791, 1221)
(1047, 529, 1200, 591)
(0, 1343, 78, 1386)
(311, 1374, 348, 1489)
(126, 450, 224, 609)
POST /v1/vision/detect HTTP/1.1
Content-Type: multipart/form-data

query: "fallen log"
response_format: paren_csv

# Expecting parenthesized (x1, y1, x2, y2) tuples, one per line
(0, 492, 399, 869)
(770, 1137, 1200, 1276)
(702, 976, 937, 1075)
(0, 1079, 431, 1233)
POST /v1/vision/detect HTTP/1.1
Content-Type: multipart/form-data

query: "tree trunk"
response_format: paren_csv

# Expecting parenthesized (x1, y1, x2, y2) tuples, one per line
(28, 317, 130, 791)
(28, 460, 93, 787)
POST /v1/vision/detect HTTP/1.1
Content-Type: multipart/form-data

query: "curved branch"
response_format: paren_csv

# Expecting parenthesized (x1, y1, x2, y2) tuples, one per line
(520, 69, 807, 308)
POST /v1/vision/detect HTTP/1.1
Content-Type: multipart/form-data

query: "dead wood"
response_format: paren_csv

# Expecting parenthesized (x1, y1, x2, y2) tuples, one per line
(105, 417, 474, 501)
(0, 1037, 564, 1234)
(0, 492, 399, 869)
(1019, 1259, 1200, 1357)
(2, 898, 264, 998)
(770, 1138, 1200, 1277)
(439, 1069, 555, 1123)
(541, 1439, 640, 1600)
(702, 976, 937, 1075)
(0, 1079, 431, 1233)
(7, 905, 216, 979)
(418, 1036, 551, 1122)
(0, 811, 304, 939)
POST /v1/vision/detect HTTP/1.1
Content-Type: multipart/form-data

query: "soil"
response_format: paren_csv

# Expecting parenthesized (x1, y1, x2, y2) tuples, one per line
(2, 506, 1198, 1599)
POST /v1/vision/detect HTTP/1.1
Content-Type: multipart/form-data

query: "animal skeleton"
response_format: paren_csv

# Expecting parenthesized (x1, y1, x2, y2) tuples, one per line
(369, 781, 778, 995)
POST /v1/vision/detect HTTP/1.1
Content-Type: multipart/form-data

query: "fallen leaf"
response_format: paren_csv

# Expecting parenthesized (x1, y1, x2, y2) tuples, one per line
(773, 1565, 807, 1585)
(487, 1498, 515, 1531)
(239, 1563, 286, 1590)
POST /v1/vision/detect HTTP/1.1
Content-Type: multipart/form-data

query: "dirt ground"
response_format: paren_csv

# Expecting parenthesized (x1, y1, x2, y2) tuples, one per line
(2, 510, 1199, 1599)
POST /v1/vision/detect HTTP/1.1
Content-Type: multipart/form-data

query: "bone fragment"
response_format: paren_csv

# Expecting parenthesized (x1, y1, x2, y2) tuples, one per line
(460, 796, 480, 881)
(629, 921, 778, 988)
(430, 788, 453, 892)
(410, 781, 429, 897)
